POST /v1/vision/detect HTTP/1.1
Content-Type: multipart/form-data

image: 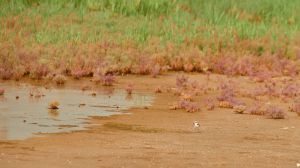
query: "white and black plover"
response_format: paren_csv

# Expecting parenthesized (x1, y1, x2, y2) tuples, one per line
(193, 121, 200, 131)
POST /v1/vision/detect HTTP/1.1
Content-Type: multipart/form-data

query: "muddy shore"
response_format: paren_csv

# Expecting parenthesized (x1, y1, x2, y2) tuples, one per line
(0, 73, 300, 168)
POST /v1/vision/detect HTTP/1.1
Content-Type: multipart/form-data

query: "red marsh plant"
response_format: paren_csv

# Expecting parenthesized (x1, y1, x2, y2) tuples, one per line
(0, 68, 13, 80)
(155, 86, 162, 93)
(53, 74, 66, 85)
(176, 75, 189, 89)
(101, 74, 116, 86)
(71, 69, 88, 79)
(203, 97, 216, 111)
(289, 101, 300, 116)
(0, 88, 5, 95)
(125, 83, 133, 95)
(31, 64, 49, 80)
(281, 83, 299, 98)
(174, 100, 200, 113)
(246, 102, 265, 115)
(265, 105, 286, 119)
(151, 64, 161, 78)
(217, 80, 242, 108)
(263, 80, 279, 97)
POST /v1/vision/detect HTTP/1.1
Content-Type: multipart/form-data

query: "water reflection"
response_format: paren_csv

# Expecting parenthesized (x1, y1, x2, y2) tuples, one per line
(0, 83, 153, 140)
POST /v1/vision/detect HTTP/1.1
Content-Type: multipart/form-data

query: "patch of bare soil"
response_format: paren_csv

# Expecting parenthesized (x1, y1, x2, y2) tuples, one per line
(0, 73, 300, 168)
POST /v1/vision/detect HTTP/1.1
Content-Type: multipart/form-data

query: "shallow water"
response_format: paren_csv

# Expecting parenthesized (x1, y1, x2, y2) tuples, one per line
(0, 83, 153, 140)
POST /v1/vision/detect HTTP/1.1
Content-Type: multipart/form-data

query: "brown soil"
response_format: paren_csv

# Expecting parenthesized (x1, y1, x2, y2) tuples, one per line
(0, 73, 300, 168)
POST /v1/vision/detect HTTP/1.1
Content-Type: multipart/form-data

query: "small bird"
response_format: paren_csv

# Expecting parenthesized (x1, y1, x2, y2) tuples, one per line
(193, 121, 200, 132)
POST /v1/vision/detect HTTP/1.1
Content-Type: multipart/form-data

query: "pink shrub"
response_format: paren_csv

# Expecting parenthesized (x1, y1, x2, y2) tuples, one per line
(203, 97, 216, 110)
(265, 105, 286, 119)
(281, 83, 299, 98)
(217, 81, 236, 103)
(71, 69, 87, 79)
(0, 88, 5, 95)
(252, 70, 272, 82)
(247, 102, 264, 115)
(177, 100, 200, 113)
(0, 68, 13, 80)
(289, 101, 300, 116)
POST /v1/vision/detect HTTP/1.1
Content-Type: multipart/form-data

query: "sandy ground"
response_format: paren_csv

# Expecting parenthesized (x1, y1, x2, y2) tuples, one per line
(1, 73, 300, 168)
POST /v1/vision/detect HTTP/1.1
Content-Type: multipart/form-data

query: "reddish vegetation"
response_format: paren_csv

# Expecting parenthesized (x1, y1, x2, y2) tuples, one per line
(53, 74, 66, 85)
(155, 87, 162, 93)
(0, 88, 4, 95)
(289, 101, 300, 116)
(101, 74, 116, 86)
(265, 105, 286, 119)
(125, 84, 133, 95)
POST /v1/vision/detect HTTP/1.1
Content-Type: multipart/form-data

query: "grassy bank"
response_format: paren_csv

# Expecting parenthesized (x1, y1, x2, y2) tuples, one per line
(0, 0, 300, 80)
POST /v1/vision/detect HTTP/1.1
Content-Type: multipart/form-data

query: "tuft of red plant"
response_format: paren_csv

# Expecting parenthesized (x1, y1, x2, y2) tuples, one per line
(252, 70, 272, 82)
(71, 69, 87, 79)
(217, 81, 239, 105)
(289, 101, 300, 116)
(170, 99, 200, 113)
(247, 102, 264, 115)
(31, 64, 49, 80)
(151, 64, 161, 78)
(265, 105, 286, 119)
(0, 68, 13, 80)
(177, 100, 200, 113)
(125, 83, 133, 95)
(0, 88, 5, 95)
(155, 86, 162, 93)
(101, 74, 116, 86)
(203, 97, 216, 110)
(53, 74, 66, 85)
(281, 83, 299, 98)
(176, 75, 189, 88)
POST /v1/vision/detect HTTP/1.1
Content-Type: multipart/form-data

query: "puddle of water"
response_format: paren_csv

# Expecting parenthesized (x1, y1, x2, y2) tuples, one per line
(0, 83, 153, 140)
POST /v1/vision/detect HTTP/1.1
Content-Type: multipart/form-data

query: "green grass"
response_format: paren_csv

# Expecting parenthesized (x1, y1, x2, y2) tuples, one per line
(0, 0, 299, 46)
